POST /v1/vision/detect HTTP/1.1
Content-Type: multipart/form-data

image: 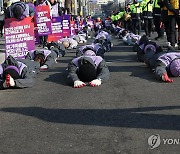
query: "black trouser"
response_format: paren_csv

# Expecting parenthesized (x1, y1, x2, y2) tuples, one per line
(0, 20, 4, 36)
(161, 10, 170, 42)
(153, 15, 164, 37)
(39, 36, 48, 46)
(124, 19, 132, 31)
(132, 18, 141, 35)
(144, 18, 153, 36)
(169, 15, 179, 46)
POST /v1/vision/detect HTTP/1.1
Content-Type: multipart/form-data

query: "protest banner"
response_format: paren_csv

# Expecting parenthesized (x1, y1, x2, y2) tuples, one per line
(62, 15, 70, 37)
(47, 17, 63, 42)
(4, 17, 35, 59)
(70, 20, 76, 36)
(35, 5, 52, 36)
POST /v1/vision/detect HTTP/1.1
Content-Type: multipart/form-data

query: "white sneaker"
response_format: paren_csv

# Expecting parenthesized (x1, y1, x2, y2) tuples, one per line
(175, 43, 178, 48)
(166, 42, 171, 46)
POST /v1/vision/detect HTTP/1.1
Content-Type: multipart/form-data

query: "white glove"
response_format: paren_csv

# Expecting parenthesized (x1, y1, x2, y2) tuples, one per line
(3, 75, 15, 88)
(0, 11, 4, 15)
(40, 65, 48, 70)
(89, 78, 102, 87)
(74, 80, 86, 88)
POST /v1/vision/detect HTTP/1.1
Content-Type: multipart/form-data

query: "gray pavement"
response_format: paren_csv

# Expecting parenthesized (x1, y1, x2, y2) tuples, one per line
(0, 34, 180, 154)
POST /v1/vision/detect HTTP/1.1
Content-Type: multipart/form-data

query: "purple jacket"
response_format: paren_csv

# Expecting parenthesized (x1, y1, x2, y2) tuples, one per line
(154, 52, 180, 80)
(96, 31, 111, 41)
(158, 53, 180, 67)
(0, 61, 27, 80)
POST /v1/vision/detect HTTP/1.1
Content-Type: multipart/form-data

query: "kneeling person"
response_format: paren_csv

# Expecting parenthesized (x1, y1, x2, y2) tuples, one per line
(0, 55, 37, 89)
(26, 46, 65, 70)
(68, 51, 110, 88)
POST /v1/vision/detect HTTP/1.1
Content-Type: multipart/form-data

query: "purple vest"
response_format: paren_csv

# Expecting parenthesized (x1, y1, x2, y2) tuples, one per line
(80, 44, 101, 54)
(72, 56, 103, 69)
(17, 61, 27, 75)
(158, 53, 180, 66)
(96, 31, 110, 41)
(0, 61, 26, 78)
(29, 49, 51, 59)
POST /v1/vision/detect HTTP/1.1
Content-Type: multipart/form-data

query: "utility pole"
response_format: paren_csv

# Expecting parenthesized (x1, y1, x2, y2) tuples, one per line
(82, 0, 86, 17)
(74, 0, 77, 15)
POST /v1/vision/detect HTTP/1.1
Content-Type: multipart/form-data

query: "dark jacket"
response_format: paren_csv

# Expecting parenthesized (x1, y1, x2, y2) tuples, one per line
(68, 56, 110, 82)
(0, 55, 37, 88)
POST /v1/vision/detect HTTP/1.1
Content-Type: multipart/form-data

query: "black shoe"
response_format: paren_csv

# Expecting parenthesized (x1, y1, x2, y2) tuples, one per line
(38, 44, 42, 47)
(60, 50, 66, 57)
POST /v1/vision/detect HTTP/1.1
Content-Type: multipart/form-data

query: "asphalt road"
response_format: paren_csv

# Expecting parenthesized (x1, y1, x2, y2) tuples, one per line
(0, 34, 180, 154)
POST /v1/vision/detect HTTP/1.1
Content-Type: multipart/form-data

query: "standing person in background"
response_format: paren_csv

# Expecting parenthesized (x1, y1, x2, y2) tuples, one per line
(48, 0, 63, 17)
(34, 0, 51, 47)
(0, 2, 6, 37)
(164, 0, 180, 49)
(141, 0, 153, 37)
(5, 1, 34, 20)
(124, 3, 132, 31)
(130, 0, 142, 35)
(158, 0, 171, 46)
(153, 0, 164, 40)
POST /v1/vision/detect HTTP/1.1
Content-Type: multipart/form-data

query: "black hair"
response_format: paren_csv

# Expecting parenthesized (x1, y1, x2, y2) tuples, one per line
(3, 68, 20, 79)
(121, 30, 128, 37)
(78, 63, 97, 82)
(13, 5, 23, 19)
(139, 35, 149, 46)
(34, 53, 45, 66)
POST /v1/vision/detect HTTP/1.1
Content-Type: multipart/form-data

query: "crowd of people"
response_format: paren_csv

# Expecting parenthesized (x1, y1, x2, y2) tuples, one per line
(0, 0, 180, 90)
(110, 0, 179, 50)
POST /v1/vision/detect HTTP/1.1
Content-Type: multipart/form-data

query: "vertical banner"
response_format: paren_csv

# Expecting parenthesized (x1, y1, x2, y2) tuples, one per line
(4, 17, 35, 59)
(62, 15, 70, 37)
(47, 17, 63, 42)
(35, 5, 52, 36)
(70, 20, 76, 36)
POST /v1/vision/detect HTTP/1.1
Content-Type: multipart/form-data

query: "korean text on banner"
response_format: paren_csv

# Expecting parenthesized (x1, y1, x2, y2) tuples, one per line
(70, 20, 76, 36)
(4, 17, 35, 59)
(35, 5, 52, 36)
(48, 17, 63, 42)
(62, 15, 70, 37)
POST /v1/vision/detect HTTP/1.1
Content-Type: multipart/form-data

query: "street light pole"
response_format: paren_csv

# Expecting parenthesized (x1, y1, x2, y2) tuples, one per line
(74, 0, 77, 15)
(82, 0, 86, 17)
